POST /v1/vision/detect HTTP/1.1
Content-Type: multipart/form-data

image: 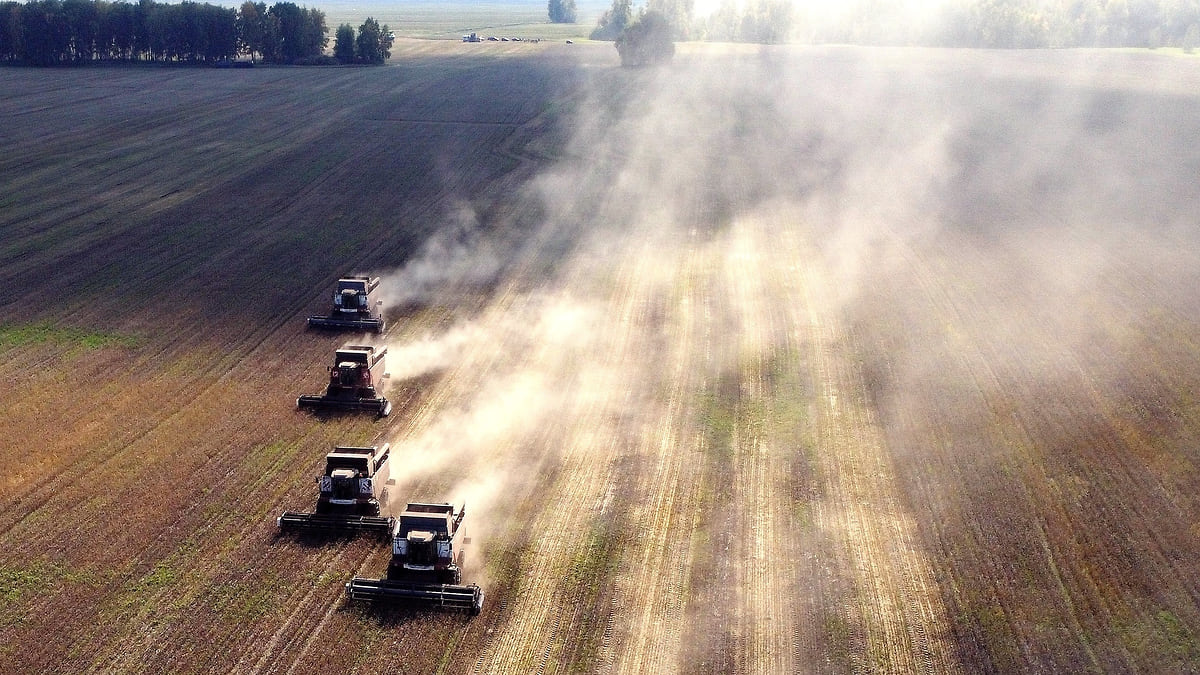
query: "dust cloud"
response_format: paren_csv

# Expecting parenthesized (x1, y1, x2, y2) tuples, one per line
(381, 288, 603, 478)
(374, 43, 1200, 667)
(373, 200, 503, 310)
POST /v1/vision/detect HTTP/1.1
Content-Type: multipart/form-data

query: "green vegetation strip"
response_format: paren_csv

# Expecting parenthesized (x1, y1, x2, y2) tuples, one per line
(0, 322, 140, 350)
(562, 520, 623, 672)
(1, 561, 99, 605)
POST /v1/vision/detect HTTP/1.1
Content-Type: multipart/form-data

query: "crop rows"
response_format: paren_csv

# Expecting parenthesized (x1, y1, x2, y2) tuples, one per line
(3, 41, 1200, 673)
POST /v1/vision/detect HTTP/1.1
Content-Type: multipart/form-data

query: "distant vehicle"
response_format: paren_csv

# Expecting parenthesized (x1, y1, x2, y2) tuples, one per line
(487, 36, 498, 41)
(565, 40, 573, 44)
(463, 33, 480, 42)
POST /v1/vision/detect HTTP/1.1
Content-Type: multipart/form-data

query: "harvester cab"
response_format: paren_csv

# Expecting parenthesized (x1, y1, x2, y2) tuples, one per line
(297, 345, 391, 416)
(277, 444, 395, 539)
(390, 503, 467, 583)
(307, 276, 385, 333)
(345, 502, 484, 615)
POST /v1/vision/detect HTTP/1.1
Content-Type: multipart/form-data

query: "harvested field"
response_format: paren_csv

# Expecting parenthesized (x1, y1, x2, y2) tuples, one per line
(2, 40, 1200, 673)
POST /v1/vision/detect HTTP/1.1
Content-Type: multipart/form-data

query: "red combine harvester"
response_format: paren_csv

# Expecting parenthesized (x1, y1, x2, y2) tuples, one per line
(297, 344, 391, 416)
(345, 502, 484, 615)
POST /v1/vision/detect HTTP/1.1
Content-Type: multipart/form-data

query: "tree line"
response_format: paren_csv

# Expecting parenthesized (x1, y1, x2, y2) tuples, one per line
(0, 0, 391, 65)
(927, 0, 1200, 49)
(590, 0, 1200, 48)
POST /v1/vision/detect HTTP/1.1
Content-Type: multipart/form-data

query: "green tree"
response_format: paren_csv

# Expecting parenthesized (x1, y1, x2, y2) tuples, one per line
(1161, 0, 1200, 45)
(300, 6, 325, 56)
(267, 1, 302, 61)
(354, 16, 390, 63)
(548, 0, 576, 23)
(1184, 22, 1200, 50)
(133, 0, 153, 58)
(647, 0, 692, 38)
(62, 0, 99, 61)
(615, 9, 674, 65)
(236, 0, 264, 60)
(591, 0, 631, 39)
(259, 8, 279, 60)
(0, 1, 23, 61)
(333, 21, 352, 61)
(203, 3, 237, 61)
(735, 0, 793, 43)
(22, 0, 73, 64)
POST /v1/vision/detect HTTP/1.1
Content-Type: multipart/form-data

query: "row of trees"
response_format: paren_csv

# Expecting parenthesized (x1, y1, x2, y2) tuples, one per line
(590, 0, 1200, 48)
(332, 16, 391, 64)
(697, 0, 793, 44)
(929, 0, 1200, 48)
(593, 0, 777, 43)
(0, 0, 391, 65)
(236, 0, 326, 63)
(0, 0, 238, 63)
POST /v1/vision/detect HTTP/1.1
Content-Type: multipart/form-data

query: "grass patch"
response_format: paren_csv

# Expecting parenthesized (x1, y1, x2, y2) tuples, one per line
(217, 577, 279, 622)
(956, 602, 1021, 672)
(1118, 608, 1200, 666)
(0, 561, 96, 601)
(562, 520, 622, 672)
(0, 321, 140, 351)
(117, 539, 202, 613)
(696, 372, 740, 461)
(0, 566, 43, 603)
(0, 561, 99, 628)
(822, 611, 853, 667)
(566, 521, 620, 593)
(132, 561, 179, 594)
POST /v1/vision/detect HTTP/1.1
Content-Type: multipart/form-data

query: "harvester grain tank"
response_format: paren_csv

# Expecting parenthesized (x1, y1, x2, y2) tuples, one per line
(297, 344, 392, 416)
(277, 444, 394, 538)
(307, 276, 385, 333)
(345, 502, 484, 615)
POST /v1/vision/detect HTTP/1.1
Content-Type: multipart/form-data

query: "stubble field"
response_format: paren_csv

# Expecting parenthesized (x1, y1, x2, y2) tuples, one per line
(2, 40, 1200, 673)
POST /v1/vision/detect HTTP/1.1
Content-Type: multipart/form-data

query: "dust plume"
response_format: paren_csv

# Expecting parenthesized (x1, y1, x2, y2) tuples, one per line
(382, 291, 603, 481)
(380, 43, 1200, 670)
(374, 200, 503, 309)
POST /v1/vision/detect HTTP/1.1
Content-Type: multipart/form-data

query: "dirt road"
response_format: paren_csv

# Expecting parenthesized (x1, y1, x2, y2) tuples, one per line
(2, 42, 1200, 673)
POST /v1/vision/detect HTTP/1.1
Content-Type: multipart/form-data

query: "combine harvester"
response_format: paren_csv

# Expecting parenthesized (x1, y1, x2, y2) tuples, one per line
(297, 344, 392, 416)
(346, 502, 484, 615)
(277, 444, 394, 539)
(307, 276, 385, 333)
